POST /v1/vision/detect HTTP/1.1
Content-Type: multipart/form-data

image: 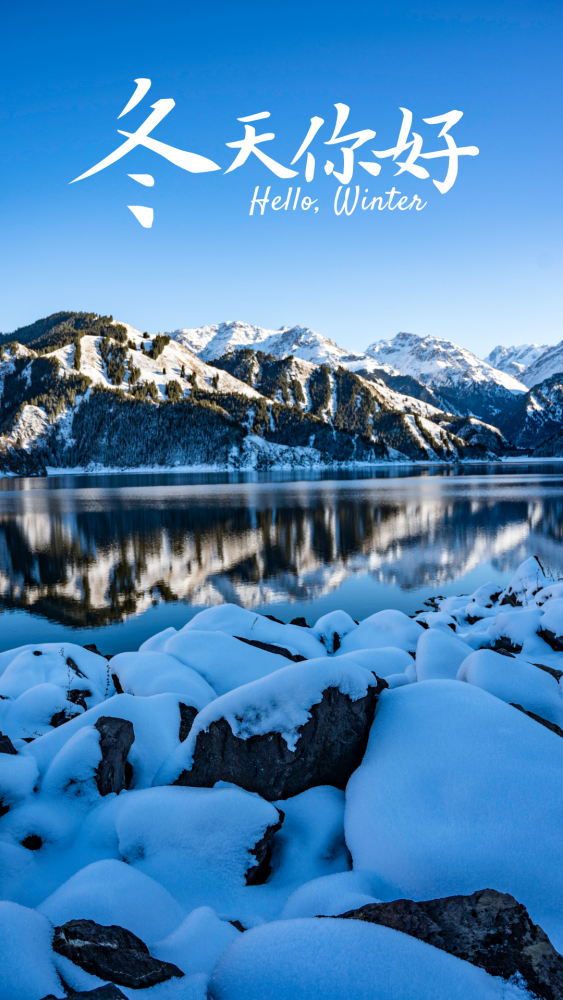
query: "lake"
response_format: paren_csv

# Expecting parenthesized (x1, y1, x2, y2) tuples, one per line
(1, 463, 562, 654)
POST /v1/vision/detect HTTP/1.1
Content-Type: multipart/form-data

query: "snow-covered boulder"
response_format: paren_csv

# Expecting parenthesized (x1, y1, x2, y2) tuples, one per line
(312, 610, 358, 653)
(499, 556, 549, 607)
(337, 647, 413, 678)
(538, 598, 563, 651)
(535, 584, 563, 608)
(38, 858, 185, 944)
(152, 906, 240, 977)
(415, 629, 470, 682)
(25, 693, 185, 790)
(109, 650, 216, 704)
(115, 786, 283, 907)
(0, 748, 38, 816)
(335, 609, 423, 656)
(208, 916, 523, 1000)
(163, 630, 301, 696)
(0, 643, 112, 741)
(457, 649, 563, 728)
(281, 870, 381, 919)
(178, 604, 326, 660)
(467, 581, 503, 608)
(345, 682, 563, 950)
(334, 888, 563, 1000)
(485, 607, 550, 659)
(155, 659, 380, 800)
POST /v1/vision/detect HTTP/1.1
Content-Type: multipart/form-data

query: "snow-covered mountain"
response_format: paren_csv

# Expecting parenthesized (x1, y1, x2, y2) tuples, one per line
(362, 331, 527, 424)
(168, 320, 358, 368)
(519, 340, 563, 388)
(484, 343, 549, 379)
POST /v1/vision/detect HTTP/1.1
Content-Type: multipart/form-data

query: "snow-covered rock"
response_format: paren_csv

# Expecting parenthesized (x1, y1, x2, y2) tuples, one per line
(345, 681, 563, 949)
(208, 916, 526, 1000)
(155, 658, 379, 800)
(498, 555, 549, 607)
(335, 609, 423, 656)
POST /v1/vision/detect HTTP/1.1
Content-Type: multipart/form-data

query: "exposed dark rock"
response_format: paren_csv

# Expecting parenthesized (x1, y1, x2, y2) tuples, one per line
(49, 708, 80, 728)
(290, 617, 310, 627)
(53, 919, 184, 989)
(334, 888, 563, 1000)
(494, 647, 515, 658)
(234, 635, 306, 662)
(41, 989, 127, 1000)
(332, 632, 341, 652)
(112, 673, 124, 694)
(264, 614, 285, 624)
(500, 591, 521, 607)
(230, 920, 246, 932)
(179, 703, 198, 742)
(0, 801, 9, 818)
(83, 643, 113, 661)
(538, 628, 563, 653)
(22, 834, 42, 850)
(67, 656, 87, 678)
(511, 703, 563, 738)
(492, 636, 523, 654)
(68, 688, 91, 710)
(0, 732, 17, 755)
(94, 717, 135, 796)
(33, 650, 43, 656)
(245, 810, 285, 885)
(174, 683, 380, 800)
(533, 661, 563, 682)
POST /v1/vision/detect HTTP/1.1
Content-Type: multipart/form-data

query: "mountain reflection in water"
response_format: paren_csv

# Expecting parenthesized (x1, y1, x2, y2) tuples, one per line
(1, 466, 563, 645)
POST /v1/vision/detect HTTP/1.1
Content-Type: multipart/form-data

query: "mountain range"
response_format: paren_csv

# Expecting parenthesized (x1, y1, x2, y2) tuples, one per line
(1, 311, 563, 475)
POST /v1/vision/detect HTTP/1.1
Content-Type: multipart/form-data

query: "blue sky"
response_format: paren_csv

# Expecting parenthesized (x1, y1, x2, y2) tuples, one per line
(1, 0, 561, 357)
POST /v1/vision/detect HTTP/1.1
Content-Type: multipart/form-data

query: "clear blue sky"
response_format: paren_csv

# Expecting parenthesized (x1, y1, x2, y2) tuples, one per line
(1, 0, 561, 356)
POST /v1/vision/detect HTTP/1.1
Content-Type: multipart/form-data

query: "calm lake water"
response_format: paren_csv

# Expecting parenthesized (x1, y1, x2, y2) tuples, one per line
(1, 463, 562, 654)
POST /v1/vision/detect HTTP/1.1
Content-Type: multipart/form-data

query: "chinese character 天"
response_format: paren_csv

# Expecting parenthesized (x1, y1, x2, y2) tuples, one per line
(70, 80, 479, 227)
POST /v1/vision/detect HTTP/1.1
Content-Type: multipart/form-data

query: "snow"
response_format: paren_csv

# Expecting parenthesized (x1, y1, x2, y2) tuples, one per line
(484, 343, 549, 378)
(110, 651, 217, 704)
(0, 901, 63, 1000)
(168, 321, 353, 368)
(311, 610, 358, 652)
(280, 870, 380, 918)
(38, 857, 185, 943)
(345, 681, 563, 950)
(152, 906, 240, 977)
(163, 630, 300, 696)
(337, 646, 413, 677)
(520, 338, 563, 387)
(114, 785, 281, 914)
(498, 555, 549, 605)
(458, 649, 563, 726)
(25, 692, 184, 789)
(415, 628, 471, 681)
(364, 331, 527, 393)
(335, 608, 423, 655)
(0, 555, 562, 997)
(179, 604, 326, 659)
(208, 917, 528, 1000)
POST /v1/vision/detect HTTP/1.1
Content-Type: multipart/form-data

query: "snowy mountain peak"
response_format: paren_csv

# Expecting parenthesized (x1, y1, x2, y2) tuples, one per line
(167, 321, 352, 367)
(484, 343, 549, 379)
(517, 340, 563, 388)
(364, 331, 527, 393)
